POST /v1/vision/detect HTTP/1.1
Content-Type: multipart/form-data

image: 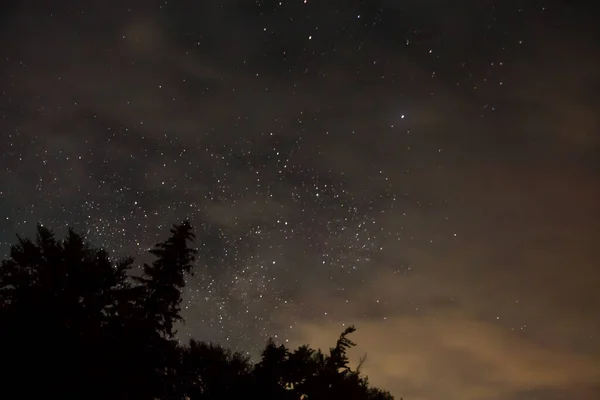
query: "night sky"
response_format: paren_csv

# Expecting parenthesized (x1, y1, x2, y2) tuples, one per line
(2, 1, 600, 399)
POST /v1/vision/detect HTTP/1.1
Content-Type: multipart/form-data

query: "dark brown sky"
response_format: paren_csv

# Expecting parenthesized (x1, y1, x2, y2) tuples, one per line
(1, 1, 599, 399)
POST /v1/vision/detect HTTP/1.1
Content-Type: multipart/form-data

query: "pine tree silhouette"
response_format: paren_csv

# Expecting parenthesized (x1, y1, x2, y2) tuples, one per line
(123, 221, 198, 399)
(136, 221, 197, 339)
(0, 224, 135, 397)
(0, 221, 396, 400)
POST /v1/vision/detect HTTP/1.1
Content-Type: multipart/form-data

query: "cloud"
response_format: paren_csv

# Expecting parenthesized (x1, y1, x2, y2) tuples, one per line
(276, 154, 600, 400)
(293, 314, 600, 400)
(286, 269, 600, 400)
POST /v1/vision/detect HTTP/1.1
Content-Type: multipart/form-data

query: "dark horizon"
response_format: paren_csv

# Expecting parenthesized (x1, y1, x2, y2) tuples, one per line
(1, 1, 599, 399)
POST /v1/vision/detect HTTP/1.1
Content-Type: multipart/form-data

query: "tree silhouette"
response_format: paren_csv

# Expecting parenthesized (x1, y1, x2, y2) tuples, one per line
(0, 225, 136, 397)
(136, 221, 197, 339)
(0, 221, 395, 400)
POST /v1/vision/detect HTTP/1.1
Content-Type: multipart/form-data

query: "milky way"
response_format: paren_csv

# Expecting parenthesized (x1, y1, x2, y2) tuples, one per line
(2, 1, 600, 399)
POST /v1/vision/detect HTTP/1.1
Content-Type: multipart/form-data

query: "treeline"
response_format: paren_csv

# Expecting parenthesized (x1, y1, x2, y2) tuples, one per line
(0, 222, 394, 399)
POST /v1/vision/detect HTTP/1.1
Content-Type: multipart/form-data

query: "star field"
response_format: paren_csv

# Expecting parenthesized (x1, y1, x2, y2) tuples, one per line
(1, 1, 600, 399)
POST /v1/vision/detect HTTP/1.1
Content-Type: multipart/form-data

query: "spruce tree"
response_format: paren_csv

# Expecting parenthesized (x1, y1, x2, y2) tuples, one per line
(0, 224, 134, 397)
(136, 221, 197, 338)
(0, 221, 396, 400)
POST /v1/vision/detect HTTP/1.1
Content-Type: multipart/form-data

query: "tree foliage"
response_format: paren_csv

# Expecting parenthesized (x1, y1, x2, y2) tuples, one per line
(0, 222, 394, 400)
